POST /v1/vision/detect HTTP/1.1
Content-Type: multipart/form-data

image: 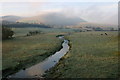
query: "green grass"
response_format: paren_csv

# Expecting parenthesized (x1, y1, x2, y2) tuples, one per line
(2, 27, 75, 77)
(2, 32, 64, 77)
(45, 31, 119, 78)
(12, 28, 75, 37)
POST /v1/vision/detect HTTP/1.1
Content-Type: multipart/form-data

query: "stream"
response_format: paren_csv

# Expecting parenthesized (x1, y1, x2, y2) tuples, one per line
(8, 37, 70, 78)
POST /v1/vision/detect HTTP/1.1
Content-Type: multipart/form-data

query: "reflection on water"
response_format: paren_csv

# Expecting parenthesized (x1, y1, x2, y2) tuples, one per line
(9, 39, 69, 78)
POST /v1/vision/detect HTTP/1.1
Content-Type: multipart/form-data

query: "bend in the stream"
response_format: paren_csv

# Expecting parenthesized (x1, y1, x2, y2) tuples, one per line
(7, 37, 70, 78)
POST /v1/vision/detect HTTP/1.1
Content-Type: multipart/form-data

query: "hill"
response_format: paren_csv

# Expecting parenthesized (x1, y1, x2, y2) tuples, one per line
(18, 13, 86, 27)
(1, 15, 22, 22)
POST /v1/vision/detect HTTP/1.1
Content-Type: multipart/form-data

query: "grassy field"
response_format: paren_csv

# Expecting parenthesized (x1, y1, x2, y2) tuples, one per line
(12, 28, 75, 37)
(45, 31, 119, 78)
(2, 29, 66, 77)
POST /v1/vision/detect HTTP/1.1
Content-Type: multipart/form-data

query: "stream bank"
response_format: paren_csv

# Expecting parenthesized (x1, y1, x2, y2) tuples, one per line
(5, 36, 70, 78)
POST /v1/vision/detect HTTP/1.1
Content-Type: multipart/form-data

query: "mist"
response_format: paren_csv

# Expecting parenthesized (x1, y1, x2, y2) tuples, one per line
(1, 2, 118, 25)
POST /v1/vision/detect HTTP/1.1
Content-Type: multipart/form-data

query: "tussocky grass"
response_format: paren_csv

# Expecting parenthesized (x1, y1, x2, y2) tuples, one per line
(45, 31, 119, 78)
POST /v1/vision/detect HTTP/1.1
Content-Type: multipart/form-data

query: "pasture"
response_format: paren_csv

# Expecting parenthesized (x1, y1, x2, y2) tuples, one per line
(45, 31, 119, 78)
(2, 28, 68, 77)
(12, 28, 75, 37)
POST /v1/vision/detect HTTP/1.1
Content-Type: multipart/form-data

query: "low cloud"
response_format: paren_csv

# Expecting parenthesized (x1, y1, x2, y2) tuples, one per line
(63, 3, 118, 25)
(40, 12, 86, 26)
(2, 2, 118, 25)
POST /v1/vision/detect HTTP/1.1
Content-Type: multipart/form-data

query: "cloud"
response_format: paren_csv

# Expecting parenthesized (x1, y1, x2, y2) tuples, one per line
(49, 3, 118, 25)
(0, 0, 119, 2)
(75, 4, 118, 25)
(1, 2, 118, 25)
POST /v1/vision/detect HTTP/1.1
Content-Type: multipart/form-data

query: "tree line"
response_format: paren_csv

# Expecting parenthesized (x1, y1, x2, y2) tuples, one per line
(2, 22, 51, 28)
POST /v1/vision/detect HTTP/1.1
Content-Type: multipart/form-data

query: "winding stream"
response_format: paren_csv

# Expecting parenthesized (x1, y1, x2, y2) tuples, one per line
(8, 37, 70, 78)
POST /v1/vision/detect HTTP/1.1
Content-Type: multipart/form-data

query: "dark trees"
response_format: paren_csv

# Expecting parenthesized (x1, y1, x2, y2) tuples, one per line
(2, 26, 14, 40)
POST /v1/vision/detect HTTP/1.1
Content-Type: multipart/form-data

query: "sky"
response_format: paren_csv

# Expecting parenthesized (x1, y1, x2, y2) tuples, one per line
(0, 0, 119, 25)
(0, 0, 119, 2)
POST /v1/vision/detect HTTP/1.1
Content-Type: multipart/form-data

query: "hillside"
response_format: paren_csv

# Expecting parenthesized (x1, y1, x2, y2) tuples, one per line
(1, 15, 22, 22)
(18, 13, 86, 27)
(1, 15, 117, 30)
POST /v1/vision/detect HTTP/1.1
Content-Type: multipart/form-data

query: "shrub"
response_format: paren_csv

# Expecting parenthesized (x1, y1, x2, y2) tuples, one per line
(2, 26, 14, 40)
(26, 30, 42, 36)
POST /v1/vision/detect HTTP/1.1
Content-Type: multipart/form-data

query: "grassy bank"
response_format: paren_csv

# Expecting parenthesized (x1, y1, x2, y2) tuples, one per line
(45, 31, 119, 78)
(2, 33, 63, 77)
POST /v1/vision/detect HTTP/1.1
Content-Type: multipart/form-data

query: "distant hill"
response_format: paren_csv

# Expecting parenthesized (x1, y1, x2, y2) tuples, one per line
(1, 14, 117, 30)
(1, 14, 86, 28)
(2, 22, 51, 28)
(18, 13, 86, 27)
(0, 15, 51, 28)
(1, 15, 22, 22)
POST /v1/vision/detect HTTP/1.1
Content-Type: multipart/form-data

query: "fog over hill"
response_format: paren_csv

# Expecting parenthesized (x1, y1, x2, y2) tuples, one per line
(1, 15, 22, 22)
(1, 13, 86, 27)
(18, 12, 86, 26)
(1, 13, 118, 29)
